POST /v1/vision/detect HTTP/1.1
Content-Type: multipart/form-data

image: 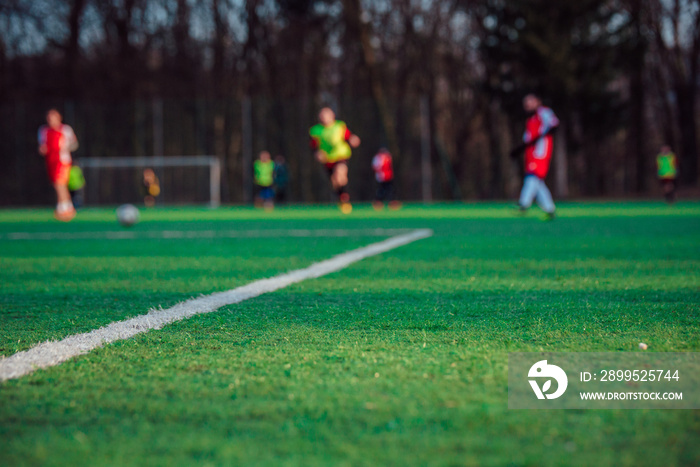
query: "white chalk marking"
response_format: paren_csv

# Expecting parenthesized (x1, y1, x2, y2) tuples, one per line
(0, 229, 432, 382)
(1, 228, 414, 241)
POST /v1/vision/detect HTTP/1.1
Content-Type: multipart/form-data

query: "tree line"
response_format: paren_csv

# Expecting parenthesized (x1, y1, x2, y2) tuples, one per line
(0, 0, 698, 205)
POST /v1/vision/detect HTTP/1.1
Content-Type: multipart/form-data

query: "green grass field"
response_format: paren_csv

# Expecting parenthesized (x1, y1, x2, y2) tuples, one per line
(1, 202, 699, 466)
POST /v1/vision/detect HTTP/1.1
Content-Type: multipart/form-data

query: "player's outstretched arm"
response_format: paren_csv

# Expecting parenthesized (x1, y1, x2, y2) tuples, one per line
(344, 127, 360, 148)
(510, 123, 559, 159)
(309, 135, 327, 163)
(348, 134, 360, 148)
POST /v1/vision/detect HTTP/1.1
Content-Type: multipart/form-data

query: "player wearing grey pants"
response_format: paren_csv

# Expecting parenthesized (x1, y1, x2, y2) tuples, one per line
(510, 94, 559, 220)
(519, 174, 555, 214)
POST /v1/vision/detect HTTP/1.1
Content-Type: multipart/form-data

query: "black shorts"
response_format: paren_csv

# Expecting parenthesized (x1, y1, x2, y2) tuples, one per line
(256, 186, 274, 200)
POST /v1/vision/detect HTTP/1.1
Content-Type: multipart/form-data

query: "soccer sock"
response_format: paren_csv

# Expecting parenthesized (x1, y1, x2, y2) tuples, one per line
(57, 201, 74, 213)
(336, 187, 348, 200)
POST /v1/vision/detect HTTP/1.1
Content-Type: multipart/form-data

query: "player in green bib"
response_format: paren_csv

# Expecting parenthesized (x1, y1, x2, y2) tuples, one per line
(67, 164, 86, 208)
(254, 151, 275, 209)
(309, 107, 360, 213)
(656, 145, 678, 203)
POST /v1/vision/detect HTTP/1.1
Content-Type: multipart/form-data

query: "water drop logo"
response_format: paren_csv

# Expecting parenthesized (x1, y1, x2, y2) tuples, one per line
(528, 360, 568, 400)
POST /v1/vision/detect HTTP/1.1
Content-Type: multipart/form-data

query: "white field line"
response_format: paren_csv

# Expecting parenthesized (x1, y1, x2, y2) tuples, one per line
(0, 228, 414, 241)
(0, 229, 432, 382)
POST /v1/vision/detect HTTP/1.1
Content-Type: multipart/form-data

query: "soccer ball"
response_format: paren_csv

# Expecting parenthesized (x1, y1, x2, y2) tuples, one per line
(116, 204, 140, 227)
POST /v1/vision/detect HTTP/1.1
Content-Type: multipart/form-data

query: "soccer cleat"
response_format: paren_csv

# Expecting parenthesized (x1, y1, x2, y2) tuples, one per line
(513, 205, 528, 216)
(340, 202, 353, 214)
(388, 200, 402, 210)
(541, 211, 556, 221)
(54, 208, 76, 222)
(372, 201, 385, 211)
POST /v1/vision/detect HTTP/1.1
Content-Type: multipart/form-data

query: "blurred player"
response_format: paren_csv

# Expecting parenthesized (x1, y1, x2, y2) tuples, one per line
(143, 168, 161, 207)
(309, 107, 360, 213)
(67, 163, 86, 209)
(273, 155, 289, 204)
(371, 148, 400, 210)
(656, 145, 678, 203)
(254, 150, 275, 210)
(38, 109, 78, 221)
(510, 94, 559, 220)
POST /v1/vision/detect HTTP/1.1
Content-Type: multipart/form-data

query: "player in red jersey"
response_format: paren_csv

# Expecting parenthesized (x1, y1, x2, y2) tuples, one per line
(371, 148, 400, 210)
(38, 109, 79, 221)
(510, 94, 559, 220)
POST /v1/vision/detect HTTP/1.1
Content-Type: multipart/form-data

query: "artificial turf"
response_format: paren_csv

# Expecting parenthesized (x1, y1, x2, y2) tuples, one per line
(1, 202, 699, 466)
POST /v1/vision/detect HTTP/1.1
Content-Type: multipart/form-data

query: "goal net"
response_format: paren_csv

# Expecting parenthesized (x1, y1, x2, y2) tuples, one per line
(76, 156, 221, 207)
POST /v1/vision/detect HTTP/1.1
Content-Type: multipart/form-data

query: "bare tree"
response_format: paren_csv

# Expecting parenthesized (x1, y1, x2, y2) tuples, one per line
(65, 0, 87, 97)
(342, 0, 400, 163)
(647, 0, 700, 184)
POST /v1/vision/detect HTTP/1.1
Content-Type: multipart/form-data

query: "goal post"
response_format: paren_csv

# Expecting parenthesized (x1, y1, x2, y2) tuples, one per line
(78, 156, 221, 208)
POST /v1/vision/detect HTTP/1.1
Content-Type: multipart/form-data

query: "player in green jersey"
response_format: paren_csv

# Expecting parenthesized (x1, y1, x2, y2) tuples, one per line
(67, 163, 86, 208)
(309, 107, 360, 213)
(254, 151, 275, 210)
(656, 145, 678, 203)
